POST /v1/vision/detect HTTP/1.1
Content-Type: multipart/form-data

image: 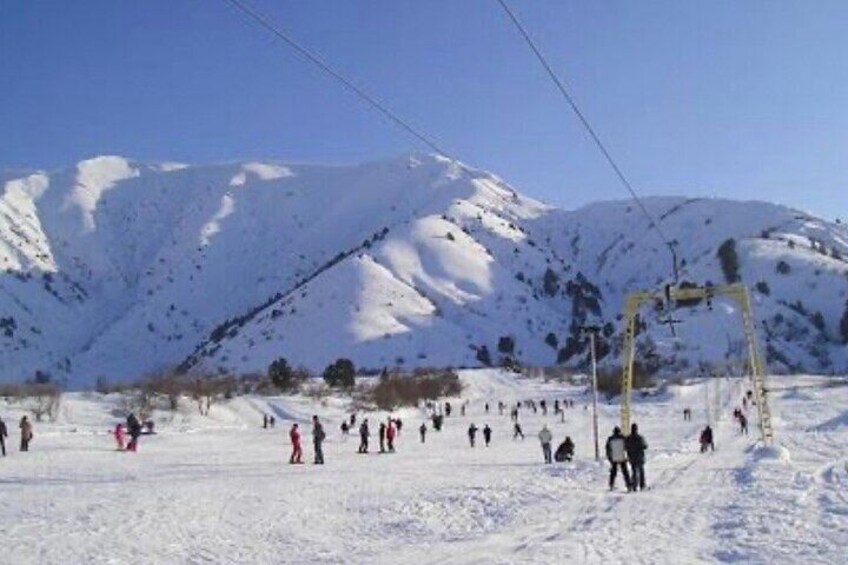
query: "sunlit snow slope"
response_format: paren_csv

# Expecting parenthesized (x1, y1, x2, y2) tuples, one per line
(2, 154, 847, 386)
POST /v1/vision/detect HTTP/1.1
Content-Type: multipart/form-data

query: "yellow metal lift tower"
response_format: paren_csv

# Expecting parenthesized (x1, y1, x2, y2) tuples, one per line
(619, 283, 774, 445)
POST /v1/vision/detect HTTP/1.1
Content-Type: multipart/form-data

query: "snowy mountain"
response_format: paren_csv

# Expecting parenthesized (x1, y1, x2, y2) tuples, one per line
(2, 154, 847, 386)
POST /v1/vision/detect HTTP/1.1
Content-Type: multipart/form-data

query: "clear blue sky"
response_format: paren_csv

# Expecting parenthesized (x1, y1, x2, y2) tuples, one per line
(1, 1, 846, 219)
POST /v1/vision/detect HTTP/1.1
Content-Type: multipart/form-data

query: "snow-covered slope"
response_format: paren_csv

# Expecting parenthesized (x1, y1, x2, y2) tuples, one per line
(2, 155, 847, 386)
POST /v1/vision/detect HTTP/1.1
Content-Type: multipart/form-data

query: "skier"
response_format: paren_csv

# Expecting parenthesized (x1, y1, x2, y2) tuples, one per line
(126, 413, 142, 452)
(263, 414, 269, 429)
(312, 415, 326, 464)
(700, 425, 714, 453)
(340, 421, 350, 436)
(510, 407, 519, 422)
(395, 418, 403, 435)
(498, 401, 505, 416)
(554, 400, 560, 415)
(19, 416, 33, 452)
(432, 413, 443, 431)
(485, 402, 490, 414)
(625, 423, 648, 491)
(554, 436, 575, 462)
(539, 425, 553, 464)
(540, 399, 547, 416)
(0, 416, 7, 456)
(461, 404, 466, 417)
(379, 422, 387, 453)
(386, 419, 396, 453)
(683, 408, 691, 421)
(358, 419, 370, 453)
(468, 423, 478, 447)
(445, 402, 452, 417)
(113, 423, 126, 451)
(289, 423, 303, 464)
(350, 413, 357, 427)
(483, 424, 492, 447)
(605, 426, 631, 491)
(739, 413, 749, 435)
(419, 422, 427, 443)
(513, 421, 525, 440)
(269, 416, 276, 428)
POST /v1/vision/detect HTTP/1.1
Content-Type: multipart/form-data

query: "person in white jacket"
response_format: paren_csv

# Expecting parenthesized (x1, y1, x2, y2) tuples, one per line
(538, 425, 553, 464)
(605, 426, 632, 491)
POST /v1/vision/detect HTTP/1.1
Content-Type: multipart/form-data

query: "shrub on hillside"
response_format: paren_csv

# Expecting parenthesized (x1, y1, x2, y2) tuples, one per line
(322, 358, 356, 389)
(268, 357, 307, 392)
(776, 260, 791, 275)
(368, 370, 462, 411)
(717, 238, 741, 283)
(497, 336, 515, 355)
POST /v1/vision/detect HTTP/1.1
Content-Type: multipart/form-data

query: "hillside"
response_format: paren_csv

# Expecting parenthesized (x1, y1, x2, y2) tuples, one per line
(1, 154, 847, 386)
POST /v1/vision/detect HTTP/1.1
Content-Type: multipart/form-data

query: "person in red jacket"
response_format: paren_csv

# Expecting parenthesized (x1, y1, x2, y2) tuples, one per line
(289, 423, 303, 464)
(386, 418, 396, 452)
(114, 423, 125, 451)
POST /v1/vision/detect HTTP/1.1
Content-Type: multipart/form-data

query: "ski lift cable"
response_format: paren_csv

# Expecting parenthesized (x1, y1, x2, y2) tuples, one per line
(220, 0, 455, 161)
(494, 0, 680, 282)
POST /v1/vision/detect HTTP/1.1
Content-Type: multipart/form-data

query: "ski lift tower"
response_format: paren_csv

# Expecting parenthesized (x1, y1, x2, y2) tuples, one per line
(619, 283, 773, 445)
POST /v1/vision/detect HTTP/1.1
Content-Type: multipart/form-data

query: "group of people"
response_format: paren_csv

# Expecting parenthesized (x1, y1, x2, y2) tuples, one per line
(0, 415, 33, 455)
(289, 415, 326, 464)
(112, 413, 144, 452)
(605, 423, 648, 492)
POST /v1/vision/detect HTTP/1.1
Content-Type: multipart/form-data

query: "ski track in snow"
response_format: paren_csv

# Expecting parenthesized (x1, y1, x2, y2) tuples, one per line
(0, 371, 846, 564)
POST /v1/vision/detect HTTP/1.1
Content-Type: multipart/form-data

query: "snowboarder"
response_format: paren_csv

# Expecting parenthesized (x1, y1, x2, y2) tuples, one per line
(126, 413, 142, 452)
(700, 425, 714, 453)
(554, 436, 575, 462)
(605, 426, 631, 491)
(539, 425, 553, 464)
(625, 423, 648, 491)
(312, 415, 326, 464)
(19, 416, 32, 452)
(0, 416, 7, 456)
(289, 423, 303, 464)
(113, 423, 125, 451)
(358, 419, 370, 453)
(468, 423, 478, 447)
(379, 422, 387, 453)
(419, 422, 427, 443)
(513, 422, 525, 440)
(386, 419, 396, 453)
(483, 424, 492, 447)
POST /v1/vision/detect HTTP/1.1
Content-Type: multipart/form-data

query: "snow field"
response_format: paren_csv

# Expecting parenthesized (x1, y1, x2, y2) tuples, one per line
(0, 370, 846, 563)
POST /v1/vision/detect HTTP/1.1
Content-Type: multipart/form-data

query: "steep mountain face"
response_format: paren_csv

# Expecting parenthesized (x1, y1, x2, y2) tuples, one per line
(2, 155, 847, 386)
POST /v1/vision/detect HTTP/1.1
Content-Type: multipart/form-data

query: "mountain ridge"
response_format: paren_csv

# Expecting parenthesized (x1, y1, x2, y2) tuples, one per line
(1, 154, 846, 386)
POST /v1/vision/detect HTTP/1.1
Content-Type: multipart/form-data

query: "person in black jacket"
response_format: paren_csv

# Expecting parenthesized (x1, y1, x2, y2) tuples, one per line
(0, 416, 7, 456)
(358, 419, 370, 453)
(625, 423, 648, 491)
(126, 413, 142, 452)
